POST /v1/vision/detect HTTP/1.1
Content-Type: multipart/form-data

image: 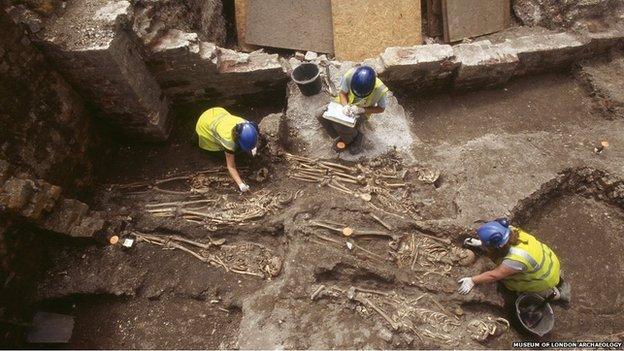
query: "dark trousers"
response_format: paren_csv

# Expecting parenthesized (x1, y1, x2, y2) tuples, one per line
(315, 106, 362, 144)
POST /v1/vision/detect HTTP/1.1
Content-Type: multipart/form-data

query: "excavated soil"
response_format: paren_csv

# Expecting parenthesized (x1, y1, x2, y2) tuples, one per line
(406, 73, 595, 146)
(95, 103, 281, 185)
(521, 195, 624, 340)
(39, 294, 243, 349)
(6, 73, 624, 348)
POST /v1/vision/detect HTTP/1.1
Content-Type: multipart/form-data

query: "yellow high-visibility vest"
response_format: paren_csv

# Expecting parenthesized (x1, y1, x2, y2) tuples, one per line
(195, 107, 244, 152)
(501, 228, 561, 293)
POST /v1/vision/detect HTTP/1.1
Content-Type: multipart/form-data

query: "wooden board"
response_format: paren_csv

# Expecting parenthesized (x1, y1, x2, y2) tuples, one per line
(245, 0, 334, 53)
(442, 0, 510, 43)
(331, 0, 422, 62)
(234, 0, 257, 52)
(427, 0, 443, 37)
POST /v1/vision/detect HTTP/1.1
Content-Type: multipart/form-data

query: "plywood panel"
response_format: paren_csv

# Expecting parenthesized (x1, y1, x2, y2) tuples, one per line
(245, 0, 334, 53)
(331, 0, 422, 62)
(234, 0, 257, 52)
(442, 0, 510, 43)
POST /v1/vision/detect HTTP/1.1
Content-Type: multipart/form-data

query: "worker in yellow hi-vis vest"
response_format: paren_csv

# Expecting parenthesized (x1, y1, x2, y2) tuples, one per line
(195, 107, 259, 193)
(457, 218, 571, 303)
(316, 65, 390, 155)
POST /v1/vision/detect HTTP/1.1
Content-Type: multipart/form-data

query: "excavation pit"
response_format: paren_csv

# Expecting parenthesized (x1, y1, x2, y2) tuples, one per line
(503, 166, 624, 341)
(518, 194, 624, 340)
(94, 99, 286, 186)
(3, 5, 624, 346)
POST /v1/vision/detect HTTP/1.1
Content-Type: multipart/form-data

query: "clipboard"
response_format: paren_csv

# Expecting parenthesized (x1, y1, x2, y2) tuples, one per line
(322, 102, 357, 128)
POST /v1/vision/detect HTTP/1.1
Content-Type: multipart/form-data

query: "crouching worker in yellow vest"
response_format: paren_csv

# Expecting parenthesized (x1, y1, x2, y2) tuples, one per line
(457, 218, 571, 303)
(316, 66, 389, 155)
(195, 107, 259, 193)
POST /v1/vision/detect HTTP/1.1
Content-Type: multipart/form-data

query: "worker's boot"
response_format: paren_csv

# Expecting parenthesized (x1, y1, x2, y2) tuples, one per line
(549, 278, 571, 307)
(348, 131, 363, 155)
(554, 279, 572, 304)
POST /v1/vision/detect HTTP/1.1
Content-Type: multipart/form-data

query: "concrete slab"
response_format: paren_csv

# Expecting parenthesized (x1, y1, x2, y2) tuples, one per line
(582, 26, 624, 55)
(507, 32, 590, 75)
(283, 62, 419, 161)
(148, 38, 287, 106)
(453, 40, 519, 89)
(245, 0, 333, 53)
(379, 44, 458, 92)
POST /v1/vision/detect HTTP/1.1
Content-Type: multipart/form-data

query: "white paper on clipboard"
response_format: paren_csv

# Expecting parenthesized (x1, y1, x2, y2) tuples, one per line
(321, 102, 356, 128)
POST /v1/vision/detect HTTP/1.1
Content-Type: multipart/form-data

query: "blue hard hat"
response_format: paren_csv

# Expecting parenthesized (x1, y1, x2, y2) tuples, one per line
(477, 220, 511, 248)
(351, 66, 376, 98)
(235, 121, 258, 152)
(494, 217, 510, 228)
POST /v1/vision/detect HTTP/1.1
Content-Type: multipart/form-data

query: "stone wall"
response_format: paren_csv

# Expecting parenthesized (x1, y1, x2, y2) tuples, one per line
(513, 0, 624, 30)
(0, 159, 109, 239)
(33, 0, 171, 140)
(577, 51, 624, 119)
(511, 167, 624, 224)
(7, 0, 624, 143)
(0, 10, 115, 281)
(147, 29, 288, 106)
(133, 0, 227, 47)
(378, 28, 624, 93)
(0, 10, 93, 190)
(8, 0, 66, 18)
(0, 158, 113, 331)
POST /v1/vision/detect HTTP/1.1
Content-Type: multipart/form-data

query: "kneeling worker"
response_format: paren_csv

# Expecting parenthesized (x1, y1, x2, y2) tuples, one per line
(457, 219, 570, 303)
(318, 65, 389, 154)
(195, 107, 258, 192)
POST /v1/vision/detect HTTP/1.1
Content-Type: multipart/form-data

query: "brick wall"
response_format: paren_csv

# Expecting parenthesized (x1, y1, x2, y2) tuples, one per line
(0, 10, 93, 190)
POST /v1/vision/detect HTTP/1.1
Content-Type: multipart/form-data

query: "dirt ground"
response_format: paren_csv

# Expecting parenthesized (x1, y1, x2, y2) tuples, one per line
(4, 69, 624, 349)
(407, 74, 595, 146)
(522, 195, 624, 340)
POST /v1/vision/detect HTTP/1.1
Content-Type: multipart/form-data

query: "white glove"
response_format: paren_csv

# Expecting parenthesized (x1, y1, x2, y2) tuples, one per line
(463, 238, 482, 247)
(342, 105, 355, 117)
(352, 106, 365, 115)
(251, 146, 258, 157)
(238, 183, 250, 192)
(458, 277, 475, 294)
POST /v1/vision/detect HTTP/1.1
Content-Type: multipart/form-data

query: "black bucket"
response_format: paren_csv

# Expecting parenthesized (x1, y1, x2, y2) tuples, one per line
(291, 62, 322, 96)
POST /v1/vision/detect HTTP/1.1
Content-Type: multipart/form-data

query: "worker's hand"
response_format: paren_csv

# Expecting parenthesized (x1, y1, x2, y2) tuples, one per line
(251, 146, 258, 157)
(353, 106, 365, 115)
(343, 105, 355, 117)
(457, 277, 475, 294)
(463, 237, 482, 247)
(238, 183, 250, 193)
